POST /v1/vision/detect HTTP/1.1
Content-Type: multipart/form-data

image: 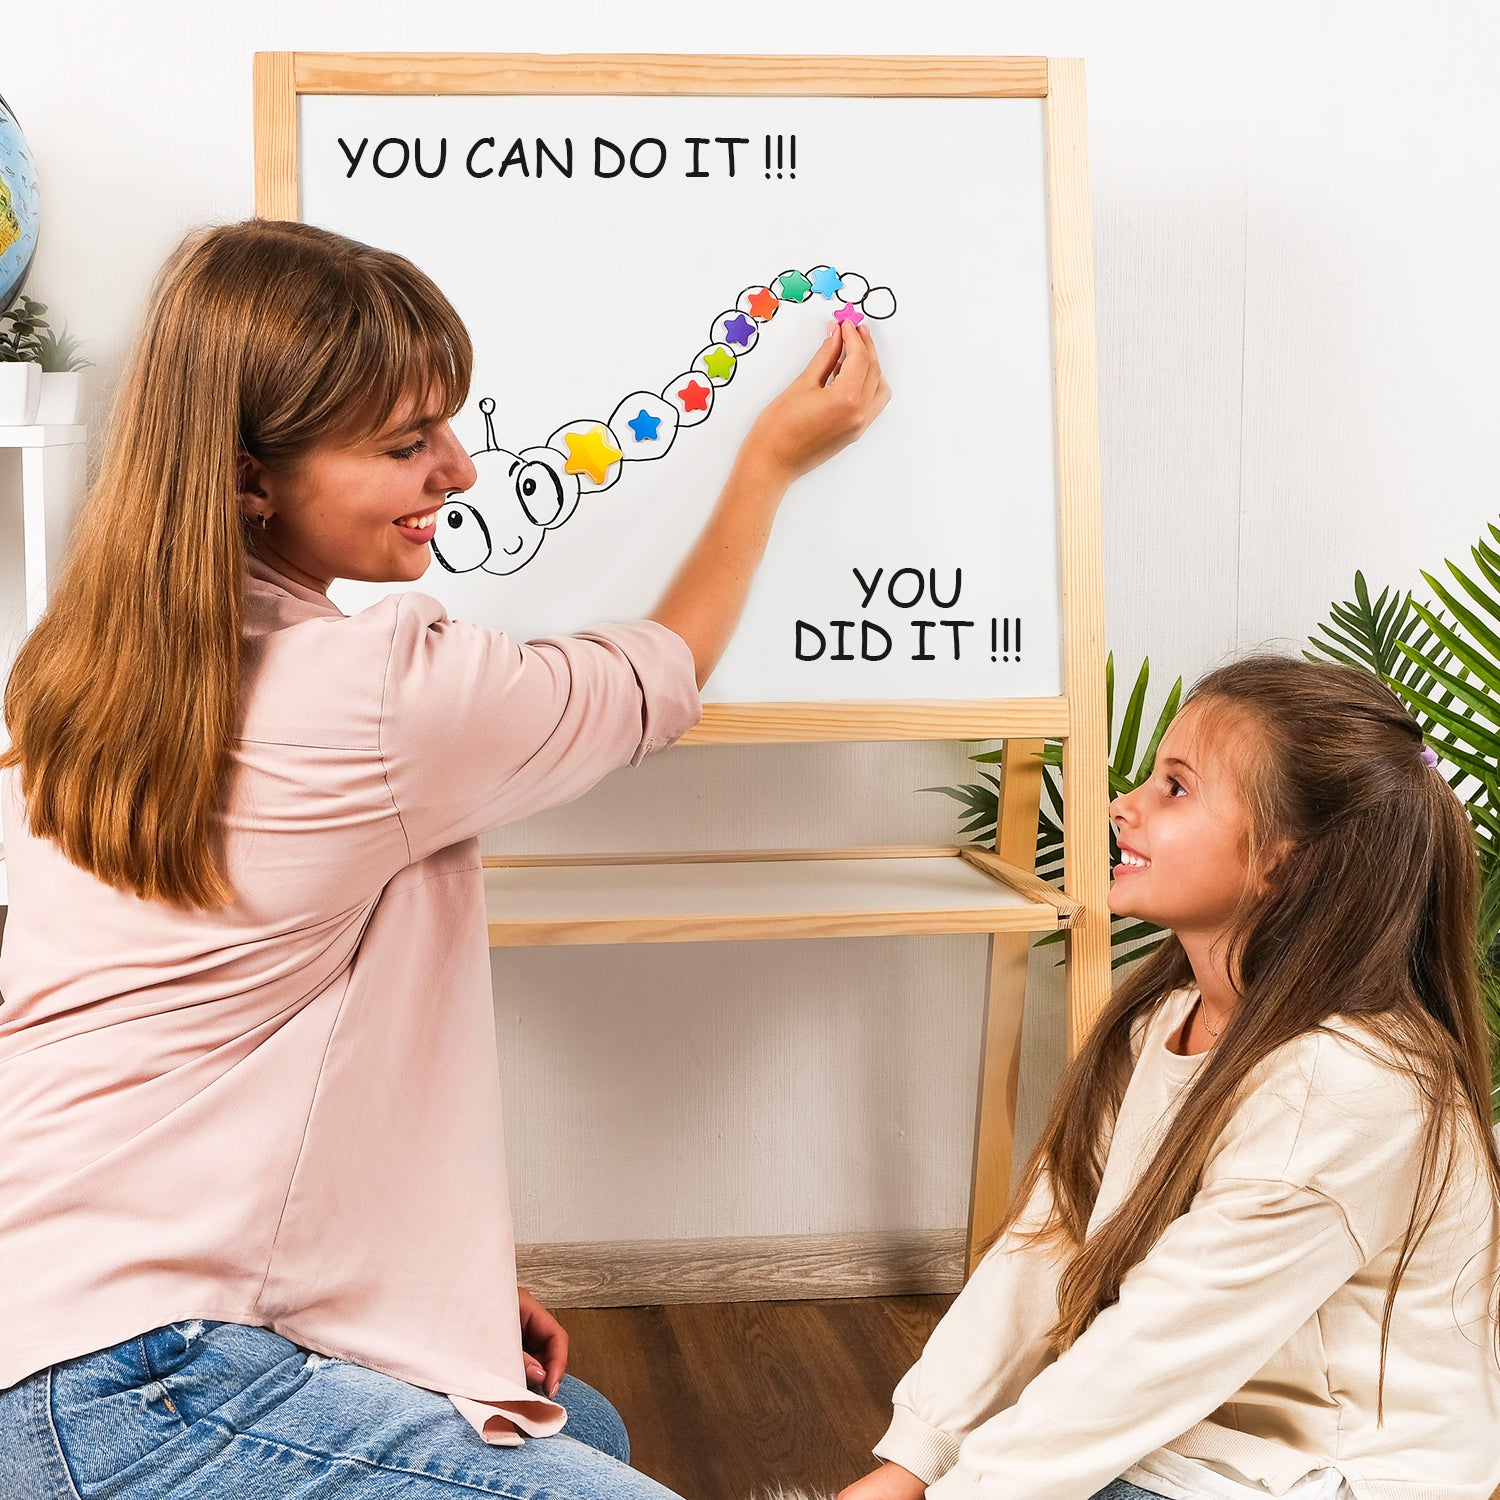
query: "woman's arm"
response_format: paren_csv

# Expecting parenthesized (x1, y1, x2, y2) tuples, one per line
(373, 321, 886, 861)
(649, 319, 889, 687)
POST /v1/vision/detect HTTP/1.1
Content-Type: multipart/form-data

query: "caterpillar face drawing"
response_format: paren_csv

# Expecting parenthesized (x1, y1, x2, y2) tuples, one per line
(437, 417, 579, 577)
(431, 266, 895, 579)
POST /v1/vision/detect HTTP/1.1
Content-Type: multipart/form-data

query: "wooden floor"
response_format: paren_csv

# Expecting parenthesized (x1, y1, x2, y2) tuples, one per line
(563, 1294, 953, 1500)
(567, 1295, 1500, 1500)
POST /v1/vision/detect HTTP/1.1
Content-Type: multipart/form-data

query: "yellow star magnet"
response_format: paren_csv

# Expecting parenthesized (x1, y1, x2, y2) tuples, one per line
(562, 425, 624, 486)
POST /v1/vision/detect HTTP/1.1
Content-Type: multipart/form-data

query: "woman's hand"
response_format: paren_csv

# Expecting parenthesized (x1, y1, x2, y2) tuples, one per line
(739, 318, 891, 484)
(838, 1462, 928, 1500)
(518, 1286, 569, 1397)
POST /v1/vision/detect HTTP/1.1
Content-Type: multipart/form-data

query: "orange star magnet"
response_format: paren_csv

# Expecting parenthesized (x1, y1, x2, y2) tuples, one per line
(563, 425, 624, 485)
(746, 287, 780, 321)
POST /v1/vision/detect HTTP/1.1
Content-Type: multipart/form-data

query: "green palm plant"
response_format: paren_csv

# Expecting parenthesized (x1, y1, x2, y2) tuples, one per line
(1306, 564, 1500, 1107)
(923, 654, 1183, 968)
(1401, 540, 1500, 956)
(1305, 569, 1447, 695)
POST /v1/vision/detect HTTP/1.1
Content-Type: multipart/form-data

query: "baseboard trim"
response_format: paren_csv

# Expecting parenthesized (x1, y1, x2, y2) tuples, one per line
(515, 1228, 966, 1307)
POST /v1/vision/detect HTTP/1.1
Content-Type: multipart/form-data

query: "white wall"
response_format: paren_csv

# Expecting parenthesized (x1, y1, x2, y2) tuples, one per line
(5, 0, 1498, 1244)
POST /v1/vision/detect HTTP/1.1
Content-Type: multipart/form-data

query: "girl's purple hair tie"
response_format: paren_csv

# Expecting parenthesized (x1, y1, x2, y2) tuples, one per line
(1420, 745, 1439, 768)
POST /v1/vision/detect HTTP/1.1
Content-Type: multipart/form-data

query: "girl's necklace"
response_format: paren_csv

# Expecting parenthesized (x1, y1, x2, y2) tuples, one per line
(1200, 999, 1225, 1038)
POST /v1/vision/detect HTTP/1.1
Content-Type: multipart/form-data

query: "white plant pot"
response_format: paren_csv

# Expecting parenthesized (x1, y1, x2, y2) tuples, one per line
(0, 361, 42, 425)
(36, 370, 88, 426)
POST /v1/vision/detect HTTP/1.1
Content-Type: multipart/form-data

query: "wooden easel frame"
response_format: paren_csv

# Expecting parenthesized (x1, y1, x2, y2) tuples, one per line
(254, 54, 1109, 1275)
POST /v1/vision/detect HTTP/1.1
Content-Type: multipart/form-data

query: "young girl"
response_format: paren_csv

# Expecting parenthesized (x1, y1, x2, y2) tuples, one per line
(842, 656, 1500, 1500)
(0, 219, 887, 1499)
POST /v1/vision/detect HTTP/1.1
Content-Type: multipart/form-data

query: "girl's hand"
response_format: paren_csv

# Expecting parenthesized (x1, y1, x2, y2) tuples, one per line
(838, 1462, 928, 1500)
(740, 320, 891, 484)
(518, 1286, 569, 1397)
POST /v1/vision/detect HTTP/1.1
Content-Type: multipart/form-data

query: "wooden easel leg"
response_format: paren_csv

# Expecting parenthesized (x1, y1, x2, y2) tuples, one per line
(965, 737, 1045, 1275)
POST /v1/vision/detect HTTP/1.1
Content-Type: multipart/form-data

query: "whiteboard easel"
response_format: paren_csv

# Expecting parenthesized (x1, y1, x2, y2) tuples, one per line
(255, 52, 1109, 1285)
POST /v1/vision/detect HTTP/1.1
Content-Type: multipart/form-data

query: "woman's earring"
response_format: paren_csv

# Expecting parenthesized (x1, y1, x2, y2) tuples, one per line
(256, 512, 268, 530)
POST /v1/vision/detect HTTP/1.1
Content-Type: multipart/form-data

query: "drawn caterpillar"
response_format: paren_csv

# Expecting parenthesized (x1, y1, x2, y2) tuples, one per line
(431, 265, 897, 578)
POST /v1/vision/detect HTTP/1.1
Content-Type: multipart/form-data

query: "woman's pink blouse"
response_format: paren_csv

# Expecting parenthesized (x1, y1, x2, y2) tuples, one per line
(0, 556, 702, 1443)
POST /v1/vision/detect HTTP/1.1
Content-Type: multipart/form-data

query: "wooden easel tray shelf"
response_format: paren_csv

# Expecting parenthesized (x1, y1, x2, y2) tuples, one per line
(482, 846, 1080, 947)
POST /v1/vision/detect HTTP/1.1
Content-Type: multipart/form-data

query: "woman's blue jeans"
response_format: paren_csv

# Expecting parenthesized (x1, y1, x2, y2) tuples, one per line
(0, 1320, 683, 1499)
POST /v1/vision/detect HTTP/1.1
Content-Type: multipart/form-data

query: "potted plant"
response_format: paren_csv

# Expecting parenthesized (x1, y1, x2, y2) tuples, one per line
(0, 292, 46, 424)
(33, 320, 91, 424)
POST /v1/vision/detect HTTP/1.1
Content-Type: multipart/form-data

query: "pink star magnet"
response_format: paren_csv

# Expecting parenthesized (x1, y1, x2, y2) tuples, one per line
(833, 303, 864, 326)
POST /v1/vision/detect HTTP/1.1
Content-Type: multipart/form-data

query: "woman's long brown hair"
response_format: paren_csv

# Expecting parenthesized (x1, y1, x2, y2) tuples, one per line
(1, 220, 472, 906)
(1005, 655, 1500, 1391)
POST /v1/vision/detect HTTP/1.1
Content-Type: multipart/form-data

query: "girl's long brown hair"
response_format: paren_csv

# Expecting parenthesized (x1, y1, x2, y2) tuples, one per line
(1, 220, 472, 906)
(1006, 655, 1500, 1388)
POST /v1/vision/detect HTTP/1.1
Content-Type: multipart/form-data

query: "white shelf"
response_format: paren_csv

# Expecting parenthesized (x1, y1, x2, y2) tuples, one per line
(1, 421, 89, 630)
(482, 845, 1079, 947)
(0, 424, 86, 449)
(0, 846, 1078, 948)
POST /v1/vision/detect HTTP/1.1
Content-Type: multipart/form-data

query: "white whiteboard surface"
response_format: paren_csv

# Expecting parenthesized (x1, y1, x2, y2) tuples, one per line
(304, 94, 1062, 702)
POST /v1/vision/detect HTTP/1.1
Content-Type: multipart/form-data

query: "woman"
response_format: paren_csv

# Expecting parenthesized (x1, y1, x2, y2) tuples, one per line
(0, 218, 889, 1499)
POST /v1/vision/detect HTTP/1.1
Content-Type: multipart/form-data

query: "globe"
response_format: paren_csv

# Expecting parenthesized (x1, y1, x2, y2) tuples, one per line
(0, 93, 40, 315)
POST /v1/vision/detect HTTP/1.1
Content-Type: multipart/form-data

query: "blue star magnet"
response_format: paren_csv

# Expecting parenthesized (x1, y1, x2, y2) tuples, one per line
(722, 312, 757, 347)
(809, 265, 844, 299)
(627, 408, 663, 442)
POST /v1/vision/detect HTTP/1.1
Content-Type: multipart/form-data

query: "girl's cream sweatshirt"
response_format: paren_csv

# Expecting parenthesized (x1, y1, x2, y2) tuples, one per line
(874, 988, 1500, 1500)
